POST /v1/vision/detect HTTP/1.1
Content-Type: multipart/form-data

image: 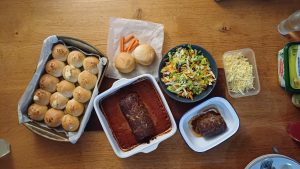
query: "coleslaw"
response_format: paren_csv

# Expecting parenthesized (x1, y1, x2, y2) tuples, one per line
(161, 45, 216, 99)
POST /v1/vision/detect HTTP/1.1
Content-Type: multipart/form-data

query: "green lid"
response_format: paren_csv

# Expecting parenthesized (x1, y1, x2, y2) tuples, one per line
(283, 41, 300, 93)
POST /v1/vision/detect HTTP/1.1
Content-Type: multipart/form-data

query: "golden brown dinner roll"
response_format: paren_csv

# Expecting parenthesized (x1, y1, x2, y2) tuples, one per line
(62, 65, 81, 83)
(44, 108, 64, 128)
(78, 70, 97, 90)
(62, 114, 80, 132)
(28, 103, 48, 121)
(65, 99, 85, 117)
(56, 80, 75, 98)
(73, 86, 91, 103)
(83, 56, 99, 74)
(52, 44, 69, 61)
(67, 50, 86, 68)
(132, 44, 156, 66)
(39, 74, 59, 93)
(45, 59, 65, 77)
(50, 92, 69, 110)
(33, 89, 51, 106)
(114, 52, 136, 73)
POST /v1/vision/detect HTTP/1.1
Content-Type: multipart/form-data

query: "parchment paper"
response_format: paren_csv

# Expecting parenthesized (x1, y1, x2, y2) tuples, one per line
(106, 17, 164, 79)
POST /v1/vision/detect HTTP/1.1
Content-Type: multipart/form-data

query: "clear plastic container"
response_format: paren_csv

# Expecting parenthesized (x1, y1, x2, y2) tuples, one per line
(222, 48, 260, 98)
(0, 139, 10, 158)
(278, 10, 300, 35)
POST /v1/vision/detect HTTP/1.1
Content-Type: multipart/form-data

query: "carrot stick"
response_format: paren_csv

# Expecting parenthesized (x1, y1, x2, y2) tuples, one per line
(126, 38, 137, 52)
(124, 34, 135, 43)
(120, 36, 124, 52)
(128, 40, 139, 52)
(124, 46, 130, 52)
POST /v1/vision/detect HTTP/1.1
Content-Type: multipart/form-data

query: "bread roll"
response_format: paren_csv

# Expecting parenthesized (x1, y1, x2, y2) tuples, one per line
(62, 65, 81, 83)
(114, 52, 136, 73)
(33, 89, 51, 106)
(132, 44, 156, 66)
(83, 56, 99, 74)
(45, 59, 65, 77)
(50, 92, 69, 109)
(28, 103, 48, 121)
(65, 99, 84, 117)
(78, 70, 97, 90)
(67, 50, 86, 68)
(39, 74, 59, 93)
(44, 108, 64, 128)
(56, 80, 75, 98)
(73, 86, 91, 103)
(52, 44, 69, 61)
(62, 114, 80, 132)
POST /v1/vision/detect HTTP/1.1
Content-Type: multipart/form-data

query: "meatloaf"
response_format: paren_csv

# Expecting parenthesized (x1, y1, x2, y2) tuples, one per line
(119, 92, 155, 143)
(190, 108, 227, 137)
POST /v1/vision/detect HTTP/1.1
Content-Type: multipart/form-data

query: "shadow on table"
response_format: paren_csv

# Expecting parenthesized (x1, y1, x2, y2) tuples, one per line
(0, 152, 15, 169)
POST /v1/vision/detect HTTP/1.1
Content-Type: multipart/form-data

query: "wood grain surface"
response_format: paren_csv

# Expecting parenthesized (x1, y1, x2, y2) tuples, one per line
(1, 0, 300, 169)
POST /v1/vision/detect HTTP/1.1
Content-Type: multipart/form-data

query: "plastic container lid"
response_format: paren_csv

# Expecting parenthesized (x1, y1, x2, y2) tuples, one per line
(222, 48, 260, 98)
(179, 97, 239, 152)
(283, 42, 300, 93)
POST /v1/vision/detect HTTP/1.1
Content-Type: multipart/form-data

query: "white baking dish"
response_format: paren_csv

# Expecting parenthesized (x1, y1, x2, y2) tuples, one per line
(93, 74, 177, 158)
(179, 97, 239, 152)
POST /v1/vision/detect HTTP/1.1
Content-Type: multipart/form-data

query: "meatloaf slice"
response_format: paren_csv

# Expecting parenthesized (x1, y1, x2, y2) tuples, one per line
(119, 92, 155, 143)
(191, 109, 227, 137)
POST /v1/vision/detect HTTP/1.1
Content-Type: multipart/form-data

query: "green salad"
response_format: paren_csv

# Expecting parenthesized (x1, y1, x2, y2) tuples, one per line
(161, 45, 216, 99)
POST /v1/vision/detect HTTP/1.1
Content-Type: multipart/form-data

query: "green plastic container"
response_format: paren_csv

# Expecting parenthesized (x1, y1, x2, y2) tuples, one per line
(278, 42, 300, 93)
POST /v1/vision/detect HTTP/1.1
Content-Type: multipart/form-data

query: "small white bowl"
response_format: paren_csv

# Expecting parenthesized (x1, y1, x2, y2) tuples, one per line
(179, 97, 239, 152)
(93, 74, 177, 158)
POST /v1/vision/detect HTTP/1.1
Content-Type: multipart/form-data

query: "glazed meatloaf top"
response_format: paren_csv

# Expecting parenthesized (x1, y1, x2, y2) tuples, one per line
(119, 92, 155, 143)
(190, 108, 227, 137)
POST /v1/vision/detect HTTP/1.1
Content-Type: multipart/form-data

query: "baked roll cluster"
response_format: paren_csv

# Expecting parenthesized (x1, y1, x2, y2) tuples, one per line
(27, 43, 100, 132)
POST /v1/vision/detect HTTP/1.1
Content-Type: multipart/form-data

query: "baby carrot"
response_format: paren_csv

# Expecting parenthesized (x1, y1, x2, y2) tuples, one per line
(120, 36, 124, 52)
(128, 40, 139, 52)
(126, 38, 137, 52)
(124, 46, 129, 52)
(124, 34, 135, 43)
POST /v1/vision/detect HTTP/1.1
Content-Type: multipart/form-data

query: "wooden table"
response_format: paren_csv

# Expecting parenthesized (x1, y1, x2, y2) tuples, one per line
(1, 0, 300, 168)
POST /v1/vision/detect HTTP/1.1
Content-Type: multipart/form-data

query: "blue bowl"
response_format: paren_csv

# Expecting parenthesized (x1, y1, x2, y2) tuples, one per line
(158, 44, 218, 103)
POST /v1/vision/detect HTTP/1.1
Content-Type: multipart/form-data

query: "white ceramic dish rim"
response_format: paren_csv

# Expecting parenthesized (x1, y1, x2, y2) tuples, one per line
(179, 97, 239, 152)
(93, 74, 177, 158)
(244, 154, 300, 169)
